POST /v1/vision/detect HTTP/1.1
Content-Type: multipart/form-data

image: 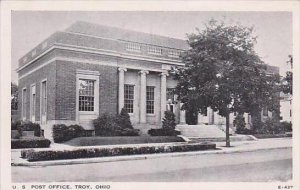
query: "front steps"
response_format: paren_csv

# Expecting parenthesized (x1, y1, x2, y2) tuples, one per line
(134, 124, 160, 136)
(176, 124, 229, 138)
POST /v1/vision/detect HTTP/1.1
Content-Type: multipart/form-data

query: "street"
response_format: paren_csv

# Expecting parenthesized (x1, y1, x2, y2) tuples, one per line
(12, 147, 292, 182)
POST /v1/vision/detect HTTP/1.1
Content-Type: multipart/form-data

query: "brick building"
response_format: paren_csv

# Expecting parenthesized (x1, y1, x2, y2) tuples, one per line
(17, 21, 276, 136)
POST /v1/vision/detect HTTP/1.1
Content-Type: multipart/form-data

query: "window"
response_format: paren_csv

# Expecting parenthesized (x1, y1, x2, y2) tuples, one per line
(124, 84, 134, 113)
(167, 88, 175, 102)
(146, 86, 155, 114)
(148, 46, 162, 55)
(30, 85, 36, 121)
(41, 81, 47, 115)
(168, 50, 180, 58)
(126, 42, 141, 52)
(79, 79, 95, 111)
(22, 88, 27, 119)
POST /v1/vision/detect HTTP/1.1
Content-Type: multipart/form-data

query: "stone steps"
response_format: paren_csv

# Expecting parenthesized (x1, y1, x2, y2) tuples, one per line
(176, 124, 227, 138)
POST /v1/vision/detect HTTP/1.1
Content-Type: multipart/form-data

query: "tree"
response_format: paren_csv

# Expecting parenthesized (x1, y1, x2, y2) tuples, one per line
(11, 82, 18, 110)
(281, 55, 293, 95)
(117, 108, 134, 129)
(171, 19, 280, 147)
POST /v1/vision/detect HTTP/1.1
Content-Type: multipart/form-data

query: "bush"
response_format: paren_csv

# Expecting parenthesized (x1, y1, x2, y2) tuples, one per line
(93, 112, 139, 136)
(162, 111, 176, 130)
(21, 142, 216, 161)
(233, 114, 246, 130)
(254, 118, 283, 134)
(117, 108, 134, 129)
(148, 128, 181, 136)
(52, 124, 84, 143)
(12, 137, 51, 149)
(235, 127, 253, 135)
(11, 121, 41, 137)
(280, 121, 292, 132)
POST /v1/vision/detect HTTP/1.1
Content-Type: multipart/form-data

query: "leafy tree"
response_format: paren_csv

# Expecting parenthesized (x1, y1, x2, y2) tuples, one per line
(11, 82, 18, 110)
(171, 19, 281, 147)
(281, 55, 293, 95)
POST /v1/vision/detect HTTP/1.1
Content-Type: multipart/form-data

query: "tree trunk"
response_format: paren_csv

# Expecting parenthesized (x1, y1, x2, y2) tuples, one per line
(225, 113, 230, 147)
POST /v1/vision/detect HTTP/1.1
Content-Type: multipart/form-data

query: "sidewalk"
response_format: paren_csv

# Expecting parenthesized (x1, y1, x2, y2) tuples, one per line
(11, 137, 292, 167)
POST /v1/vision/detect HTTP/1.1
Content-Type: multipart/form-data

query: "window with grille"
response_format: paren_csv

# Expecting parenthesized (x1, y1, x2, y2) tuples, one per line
(148, 46, 162, 55)
(126, 42, 141, 52)
(146, 86, 155, 114)
(168, 50, 180, 58)
(124, 84, 134, 113)
(79, 79, 95, 111)
(22, 88, 27, 119)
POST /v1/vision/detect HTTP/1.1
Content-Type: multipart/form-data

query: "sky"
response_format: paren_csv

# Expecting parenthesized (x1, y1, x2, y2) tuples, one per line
(11, 11, 293, 84)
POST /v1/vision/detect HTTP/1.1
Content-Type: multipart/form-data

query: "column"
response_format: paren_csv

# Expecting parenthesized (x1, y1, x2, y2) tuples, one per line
(197, 113, 203, 124)
(208, 107, 214, 124)
(118, 67, 127, 113)
(179, 103, 186, 124)
(160, 72, 168, 121)
(139, 70, 149, 123)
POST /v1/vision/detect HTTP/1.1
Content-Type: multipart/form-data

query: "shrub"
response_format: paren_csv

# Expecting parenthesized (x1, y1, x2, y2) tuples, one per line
(93, 113, 120, 136)
(233, 114, 246, 131)
(162, 111, 176, 130)
(255, 118, 283, 134)
(21, 142, 216, 161)
(148, 128, 181, 136)
(280, 121, 292, 132)
(12, 137, 51, 149)
(117, 108, 134, 129)
(52, 124, 84, 143)
(11, 121, 41, 137)
(235, 127, 253, 135)
(93, 112, 139, 136)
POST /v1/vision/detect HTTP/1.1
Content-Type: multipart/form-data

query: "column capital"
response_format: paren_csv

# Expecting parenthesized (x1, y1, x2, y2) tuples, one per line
(159, 71, 169, 77)
(118, 67, 127, 72)
(139, 70, 149, 75)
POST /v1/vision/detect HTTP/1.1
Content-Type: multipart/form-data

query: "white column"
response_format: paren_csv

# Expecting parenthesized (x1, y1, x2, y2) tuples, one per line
(139, 70, 149, 123)
(208, 107, 214, 124)
(118, 67, 127, 113)
(160, 72, 168, 121)
(197, 113, 203, 124)
(179, 103, 186, 124)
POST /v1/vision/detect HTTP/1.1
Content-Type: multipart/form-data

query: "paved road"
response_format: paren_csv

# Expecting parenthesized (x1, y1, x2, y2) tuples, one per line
(12, 147, 292, 182)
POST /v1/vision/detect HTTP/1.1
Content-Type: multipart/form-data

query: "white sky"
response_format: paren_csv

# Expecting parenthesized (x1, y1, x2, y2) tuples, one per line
(11, 11, 292, 84)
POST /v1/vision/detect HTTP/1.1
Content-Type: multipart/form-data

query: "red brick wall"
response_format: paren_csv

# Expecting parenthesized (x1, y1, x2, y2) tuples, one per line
(55, 60, 118, 120)
(18, 61, 57, 121)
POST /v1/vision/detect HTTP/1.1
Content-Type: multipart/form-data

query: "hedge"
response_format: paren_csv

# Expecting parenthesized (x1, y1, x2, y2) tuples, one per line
(52, 124, 84, 143)
(148, 128, 181, 136)
(11, 121, 41, 137)
(12, 137, 51, 149)
(21, 143, 216, 162)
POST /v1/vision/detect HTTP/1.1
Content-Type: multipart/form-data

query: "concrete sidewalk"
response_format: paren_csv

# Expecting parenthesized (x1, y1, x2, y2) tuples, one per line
(11, 137, 292, 167)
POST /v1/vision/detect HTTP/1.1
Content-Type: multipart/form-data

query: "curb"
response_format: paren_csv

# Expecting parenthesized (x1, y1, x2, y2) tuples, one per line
(12, 146, 291, 167)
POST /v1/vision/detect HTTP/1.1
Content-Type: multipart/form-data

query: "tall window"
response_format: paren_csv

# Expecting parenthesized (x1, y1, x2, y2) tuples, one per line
(31, 85, 36, 121)
(126, 42, 141, 52)
(41, 81, 47, 115)
(124, 84, 134, 113)
(79, 79, 95, 111)
(148, 46, 162, 55)
(22, 88, 27, 120)
(146, 86, 155, 114)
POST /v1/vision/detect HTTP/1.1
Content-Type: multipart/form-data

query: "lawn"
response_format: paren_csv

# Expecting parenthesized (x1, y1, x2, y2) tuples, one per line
(63, 136, 185, 146)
